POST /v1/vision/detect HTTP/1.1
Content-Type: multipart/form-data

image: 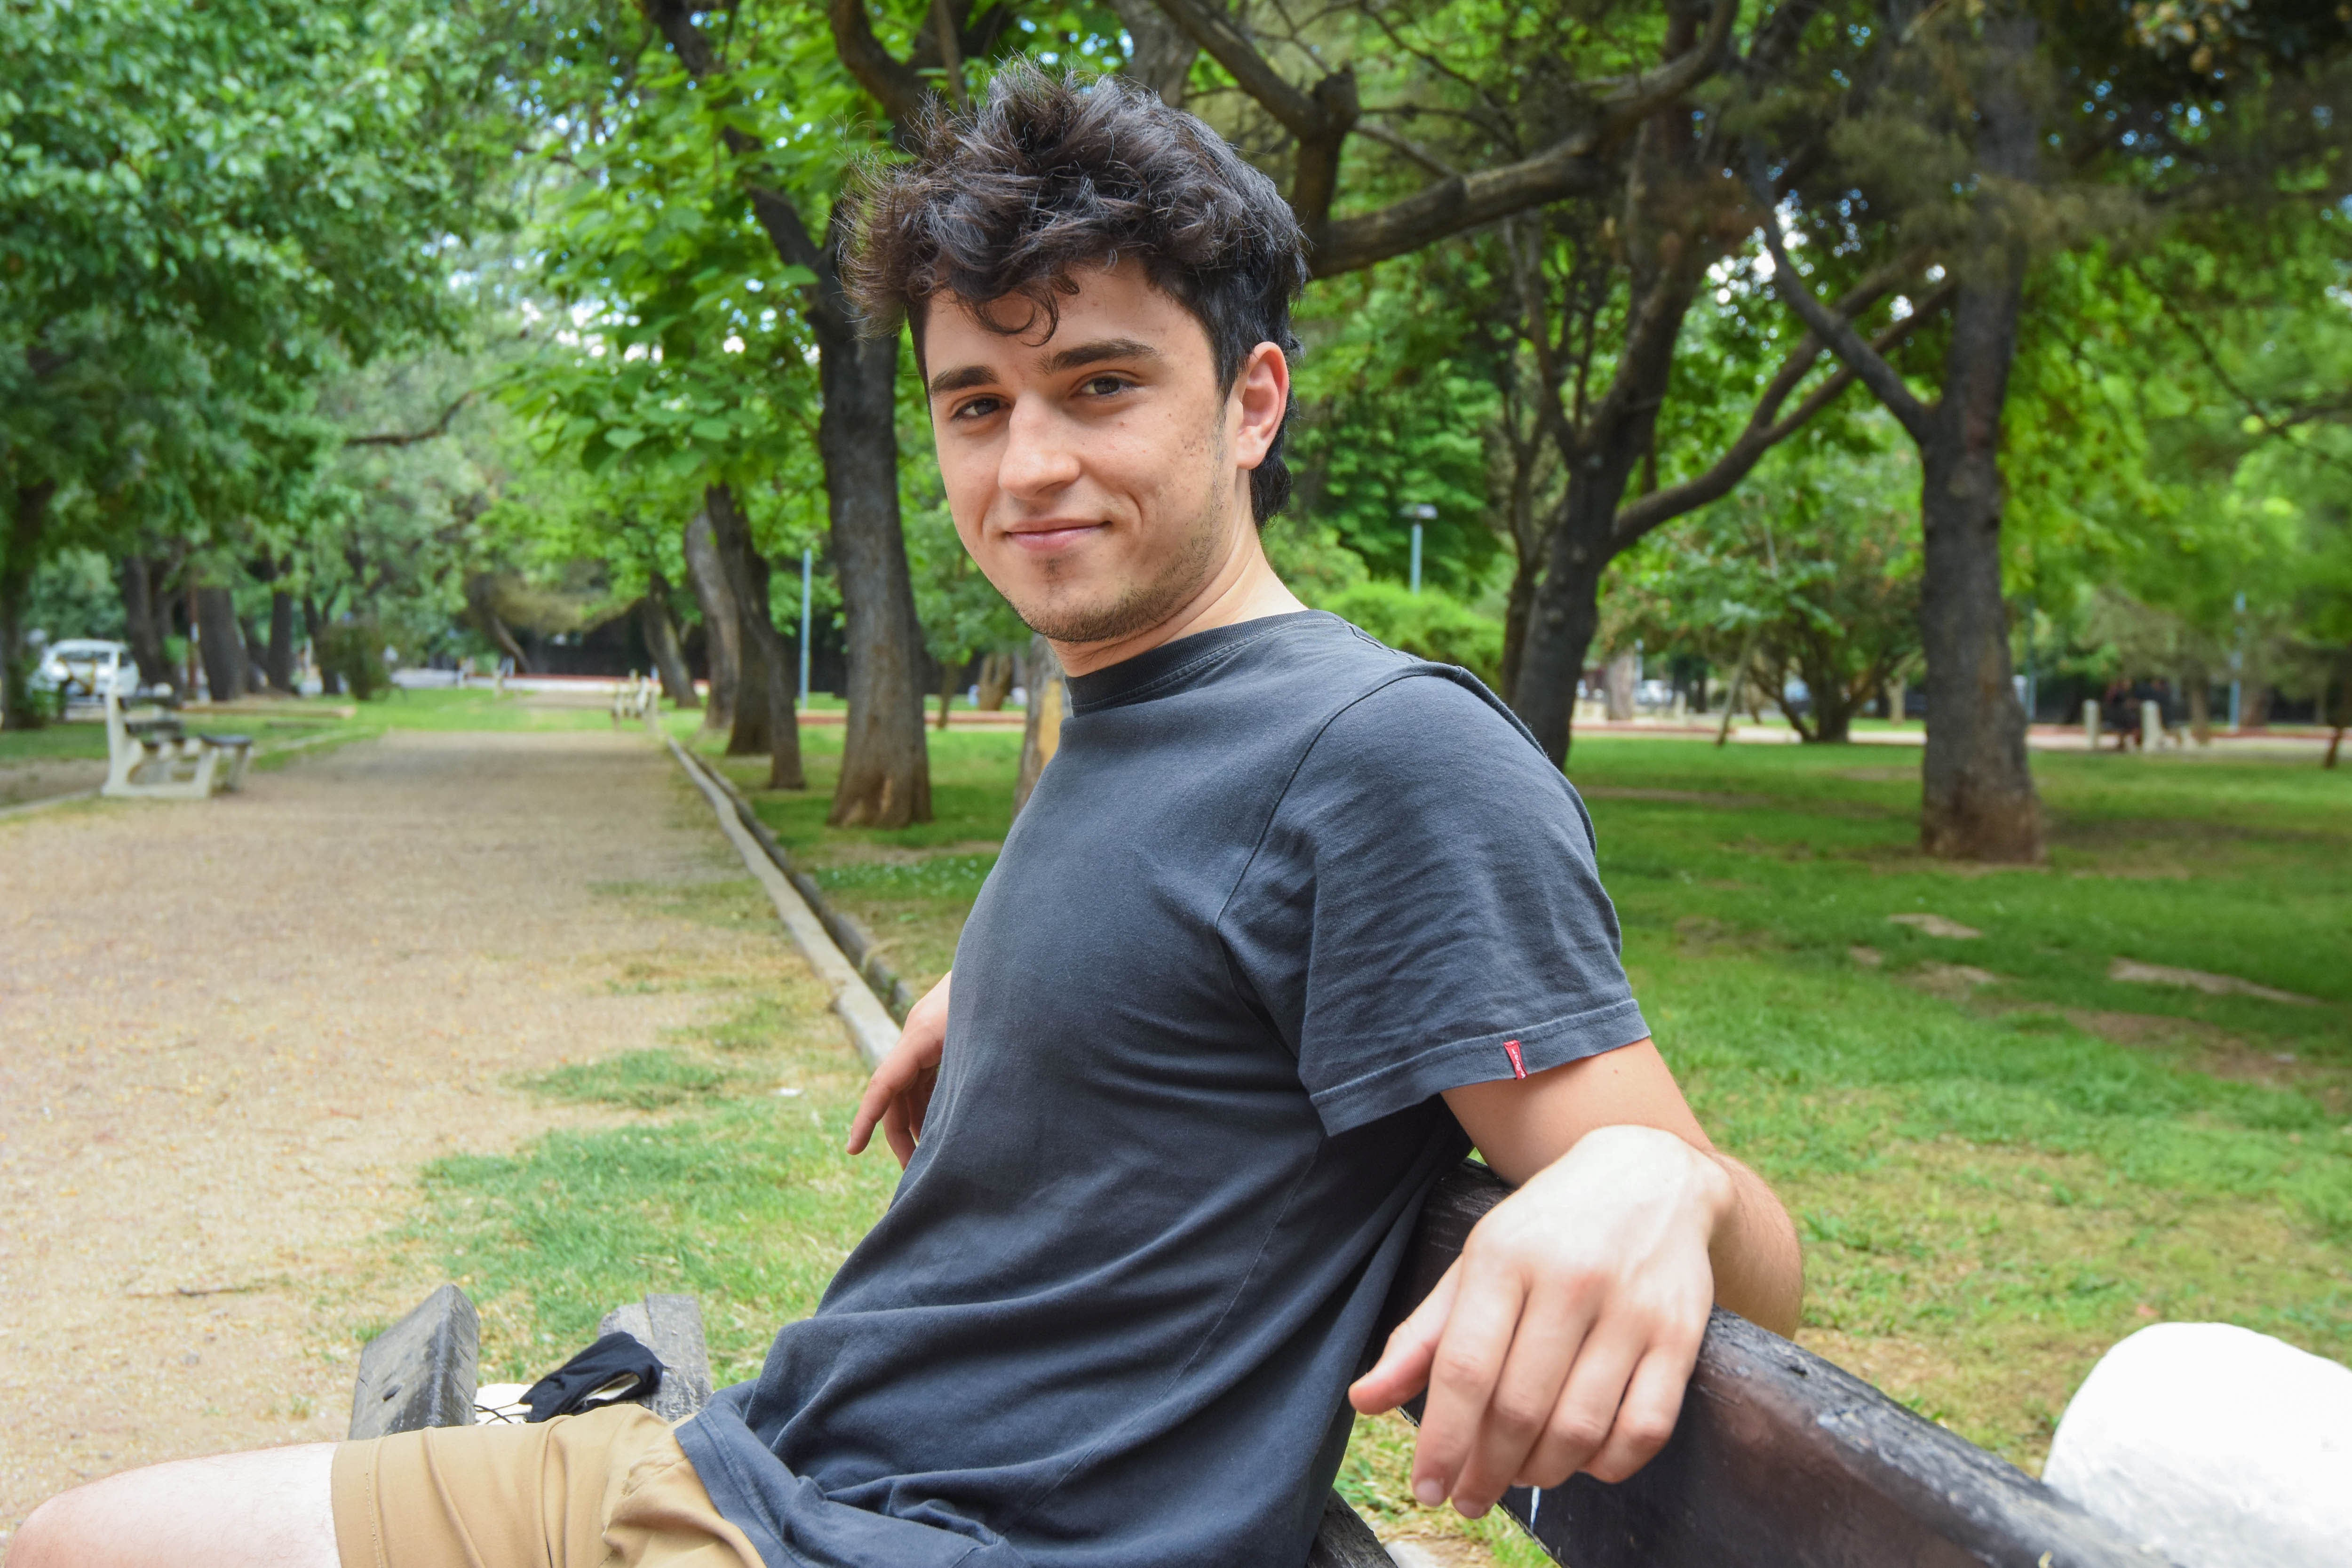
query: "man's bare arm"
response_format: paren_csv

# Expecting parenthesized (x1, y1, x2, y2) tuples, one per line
(1349, 1040, 1801, 1518)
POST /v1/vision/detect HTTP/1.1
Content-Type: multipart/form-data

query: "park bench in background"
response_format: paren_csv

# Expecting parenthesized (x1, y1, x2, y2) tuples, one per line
(349, 1162, 2168, 1567)
(101, 690, 252, 801)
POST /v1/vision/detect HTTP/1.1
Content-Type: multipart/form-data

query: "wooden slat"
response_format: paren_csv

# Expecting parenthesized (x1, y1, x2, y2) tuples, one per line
(348, 1282, 478, 1439)
(600, 1293, 716, 1421)
(1305, 1490, 1396, 1568)
(1377, 1163, 2174, 1568)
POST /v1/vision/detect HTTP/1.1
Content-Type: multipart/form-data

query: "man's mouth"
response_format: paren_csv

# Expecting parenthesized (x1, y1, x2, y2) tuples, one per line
(1002, 520, 1109, 553)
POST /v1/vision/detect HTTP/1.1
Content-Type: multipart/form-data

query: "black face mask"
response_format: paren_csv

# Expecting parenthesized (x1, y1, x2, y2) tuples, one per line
(521, 1332, 666, 1423)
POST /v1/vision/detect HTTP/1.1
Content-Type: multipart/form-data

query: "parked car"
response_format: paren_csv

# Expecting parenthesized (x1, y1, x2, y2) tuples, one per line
(32, 639, 139, 699)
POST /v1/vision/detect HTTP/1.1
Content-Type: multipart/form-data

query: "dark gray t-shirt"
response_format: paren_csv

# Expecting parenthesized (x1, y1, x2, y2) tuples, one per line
(678, 611, 1648, 1568)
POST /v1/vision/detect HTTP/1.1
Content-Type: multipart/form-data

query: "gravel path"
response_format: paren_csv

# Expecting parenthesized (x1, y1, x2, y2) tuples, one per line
(0, 729, 818, 1538)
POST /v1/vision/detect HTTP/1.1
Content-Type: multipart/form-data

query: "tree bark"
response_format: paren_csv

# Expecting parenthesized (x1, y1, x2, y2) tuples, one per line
(303, 594, 343, 697)
(0, 481, 55, 730)
(1109, 0, 1198, 103)
(1604, 648, 1639, 721)
(641, 571, 702, 709)
(195, 585, 249, 703)
(682, 510, 739, 736)
(119, 555, 176, 692)
(1013, 632, 1065, 817)
(638, 0, 927, 825)
(1913, 18, 2043, 863)
(818, 319, 931, 827)
(464, 574, 532, 674)
(264, 589, 298, 693)
(975, 649, 1014, 710)
(706, 484, 804, 790)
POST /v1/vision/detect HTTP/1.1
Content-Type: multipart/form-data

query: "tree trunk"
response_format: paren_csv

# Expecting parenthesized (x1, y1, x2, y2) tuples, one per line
(1915, 324, 2041, 861)
(0, 481, 55, 730)
(1915, 15, 2043, 864)
(1108, 0, 1199, 104)
(196, 585, 249, 703)
(976, 650, 1015, 710)
(303, 594, 343, 697)
(2186, 676, 2212, 746)
(818, 322, 931, 827)
(706, 484, 803, 790)
(1604, 649, 1639, 721)
(464, 574, 532, 674)
(682, 511, 740, 737)
(1013, 632, 1065, 817)
(119, 555, 176, 692)
(938, 659, 957, 731)
(1512, 538, 1612, 764)
(641, 571, 702, 709)
(1499, 547, 1543, 704)
(264, 589, 297, 693)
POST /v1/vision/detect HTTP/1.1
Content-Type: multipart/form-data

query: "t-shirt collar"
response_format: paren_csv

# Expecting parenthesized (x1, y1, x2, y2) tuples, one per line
(1062, 610, 1335, 715)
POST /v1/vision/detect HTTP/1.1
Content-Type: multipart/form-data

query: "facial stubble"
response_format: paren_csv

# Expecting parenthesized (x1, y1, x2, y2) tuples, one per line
(1010, 428, 1236, 647)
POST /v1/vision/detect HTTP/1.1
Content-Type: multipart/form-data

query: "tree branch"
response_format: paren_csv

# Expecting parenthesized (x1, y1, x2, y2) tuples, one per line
(1746, 143, 1933, 439)
(345, 392, 474, 448)
(637, 2, 838, 291)
(1613, 276, 1955, 541)
(1308, 0, 1740, 274)
(830, 0, 930, 122)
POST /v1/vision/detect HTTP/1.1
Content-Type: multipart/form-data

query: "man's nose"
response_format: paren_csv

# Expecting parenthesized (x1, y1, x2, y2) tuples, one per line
(998, 395, 1081, 499)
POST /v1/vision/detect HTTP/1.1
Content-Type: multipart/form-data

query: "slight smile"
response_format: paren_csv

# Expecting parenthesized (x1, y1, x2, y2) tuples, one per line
(1001, 519, 1110, 553)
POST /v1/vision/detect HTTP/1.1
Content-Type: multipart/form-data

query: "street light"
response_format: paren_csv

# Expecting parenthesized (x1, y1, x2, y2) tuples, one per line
(1400, 503, 1437, 593)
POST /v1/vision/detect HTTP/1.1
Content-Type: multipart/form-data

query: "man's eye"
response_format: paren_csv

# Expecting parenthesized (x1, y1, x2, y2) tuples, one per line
(1080, 375, 1131, 398)
(952, 396, 1003, 421)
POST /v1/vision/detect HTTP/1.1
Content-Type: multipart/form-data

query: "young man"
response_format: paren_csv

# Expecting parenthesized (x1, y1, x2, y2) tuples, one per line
(13, 68, 1799, 1568)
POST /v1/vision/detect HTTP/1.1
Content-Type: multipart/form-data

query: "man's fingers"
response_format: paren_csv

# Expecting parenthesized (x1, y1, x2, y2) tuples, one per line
(1513, 1325, 1644, 1491)
(1580, 1332, 1702, 1485)
(1450, 1285, 1595, 1511)
(1348, 1262, 1460, 1415)
(882, 1094, 916, 1168)
(1407, 1260, 1524, 1512)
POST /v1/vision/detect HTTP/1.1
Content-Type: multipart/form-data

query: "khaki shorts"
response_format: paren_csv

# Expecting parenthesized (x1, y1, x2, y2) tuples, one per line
(331, 1404, 764, 1568)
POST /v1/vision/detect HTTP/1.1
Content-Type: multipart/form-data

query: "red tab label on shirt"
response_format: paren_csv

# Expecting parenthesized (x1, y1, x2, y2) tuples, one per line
(1503, 1039, 1527, 1080)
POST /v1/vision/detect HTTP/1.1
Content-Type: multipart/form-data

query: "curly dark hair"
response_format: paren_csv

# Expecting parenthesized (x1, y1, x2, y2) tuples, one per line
(846, 64, 1309, 523)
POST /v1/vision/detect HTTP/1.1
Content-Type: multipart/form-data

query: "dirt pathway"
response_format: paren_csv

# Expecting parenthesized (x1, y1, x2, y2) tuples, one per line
(0, 729, 821, 1539)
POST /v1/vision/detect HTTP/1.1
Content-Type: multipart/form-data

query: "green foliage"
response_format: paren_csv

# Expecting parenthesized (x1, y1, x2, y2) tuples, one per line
(1612, 424, 1924, 740)
(1325, 581, 1505, 687)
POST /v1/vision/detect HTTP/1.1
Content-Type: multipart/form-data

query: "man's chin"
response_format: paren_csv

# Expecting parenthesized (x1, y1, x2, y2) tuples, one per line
(1015, 579, 1200, 649)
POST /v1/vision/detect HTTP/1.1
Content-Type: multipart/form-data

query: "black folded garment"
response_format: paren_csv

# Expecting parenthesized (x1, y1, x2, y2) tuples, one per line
(522, 1331, 666, 1422)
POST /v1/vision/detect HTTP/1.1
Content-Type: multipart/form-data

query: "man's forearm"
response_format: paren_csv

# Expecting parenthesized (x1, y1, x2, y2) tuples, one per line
(1705, 1152, 1803, 1337)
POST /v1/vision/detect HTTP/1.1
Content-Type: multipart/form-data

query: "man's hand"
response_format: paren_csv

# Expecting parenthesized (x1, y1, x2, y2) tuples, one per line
(1350, 1125, 1730, 1516)
(846, 971, 950, 1167)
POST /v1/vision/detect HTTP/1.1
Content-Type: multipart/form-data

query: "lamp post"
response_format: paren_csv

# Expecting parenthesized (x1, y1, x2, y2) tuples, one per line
(799, 549, 813, 705)
(1400, 503, 1437, 593)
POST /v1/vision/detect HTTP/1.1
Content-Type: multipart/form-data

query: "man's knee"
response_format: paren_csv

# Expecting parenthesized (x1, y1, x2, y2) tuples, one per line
(14, 1483, 95, 1567)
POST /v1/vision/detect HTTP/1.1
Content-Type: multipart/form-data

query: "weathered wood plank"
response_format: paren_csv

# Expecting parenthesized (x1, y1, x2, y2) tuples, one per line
(1304, 1491, 1396, 1568)
(348, 1282, 479, 1440)
(600, 1293, 715, 1421)
(1377, 1163, 2175, 1568)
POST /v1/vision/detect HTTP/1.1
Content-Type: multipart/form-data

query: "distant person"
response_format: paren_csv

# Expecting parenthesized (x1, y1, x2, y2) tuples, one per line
(15, 69, 1800, 1568)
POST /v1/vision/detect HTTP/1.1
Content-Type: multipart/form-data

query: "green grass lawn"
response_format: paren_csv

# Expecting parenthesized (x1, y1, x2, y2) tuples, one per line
(384, 714, 2345, 1563)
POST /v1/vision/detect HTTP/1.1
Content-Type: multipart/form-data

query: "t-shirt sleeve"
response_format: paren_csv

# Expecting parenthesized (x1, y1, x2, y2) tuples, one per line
(1219, 672, 1649, 1136)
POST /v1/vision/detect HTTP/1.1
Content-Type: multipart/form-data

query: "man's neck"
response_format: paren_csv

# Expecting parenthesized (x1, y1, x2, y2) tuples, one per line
(1049, 514, 1306, 677)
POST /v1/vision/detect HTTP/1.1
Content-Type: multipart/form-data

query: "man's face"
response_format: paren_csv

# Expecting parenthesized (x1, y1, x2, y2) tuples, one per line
(921, 260, 1286, 647)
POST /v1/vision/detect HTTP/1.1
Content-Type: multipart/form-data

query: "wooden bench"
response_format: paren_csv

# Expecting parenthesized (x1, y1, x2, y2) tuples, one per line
(350, 1163, 2167, 1566)
(612, 672, 658, 727)
(101, 690, 253, 801)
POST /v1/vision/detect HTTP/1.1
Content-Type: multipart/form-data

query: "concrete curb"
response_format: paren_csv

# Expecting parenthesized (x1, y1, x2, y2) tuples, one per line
(664, 735, 899, 1068)
(0, 788, 99, 821)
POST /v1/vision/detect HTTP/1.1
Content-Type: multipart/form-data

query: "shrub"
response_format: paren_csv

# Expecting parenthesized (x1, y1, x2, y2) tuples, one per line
(1325, 581, 1504, 688)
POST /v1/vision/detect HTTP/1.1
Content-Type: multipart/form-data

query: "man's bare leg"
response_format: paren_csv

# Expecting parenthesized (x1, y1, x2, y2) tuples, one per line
(9, 1443, 338, 1568)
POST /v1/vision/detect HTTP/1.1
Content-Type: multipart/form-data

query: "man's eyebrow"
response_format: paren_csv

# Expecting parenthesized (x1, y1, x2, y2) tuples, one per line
(926, 364, 998, 397)
(1042, 338, 1163, 374)
(925, 338, 1163, 398)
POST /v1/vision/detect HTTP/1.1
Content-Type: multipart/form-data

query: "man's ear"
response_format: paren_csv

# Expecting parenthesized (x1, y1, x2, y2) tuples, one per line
(1230, 342, 1291, 470)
